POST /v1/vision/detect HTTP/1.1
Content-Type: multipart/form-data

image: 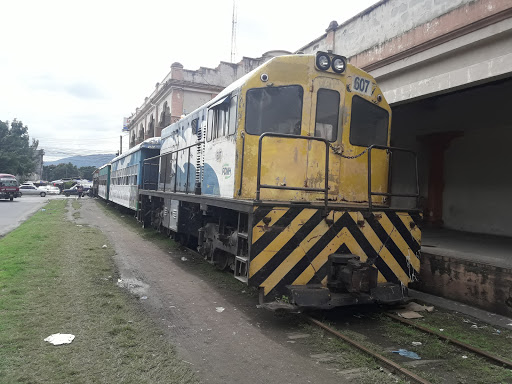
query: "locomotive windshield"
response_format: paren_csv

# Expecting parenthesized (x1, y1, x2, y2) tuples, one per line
(245, 85, 303, 135)
(349, 95, 389, 147)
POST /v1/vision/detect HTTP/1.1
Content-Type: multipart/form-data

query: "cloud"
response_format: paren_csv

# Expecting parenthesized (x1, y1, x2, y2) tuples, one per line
(27, 74, 105, 100)
(64, 82, 104, 99)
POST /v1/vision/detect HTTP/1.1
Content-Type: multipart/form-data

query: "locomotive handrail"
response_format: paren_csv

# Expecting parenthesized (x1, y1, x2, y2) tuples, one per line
(367, 144, 420, 214)
(255, 132, 330, 214)
(142, 141, 204, 194)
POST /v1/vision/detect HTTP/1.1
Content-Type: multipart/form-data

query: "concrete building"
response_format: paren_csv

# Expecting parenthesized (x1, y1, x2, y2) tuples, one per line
(125, 51, 290, 148)
(298, 0, 512, 238)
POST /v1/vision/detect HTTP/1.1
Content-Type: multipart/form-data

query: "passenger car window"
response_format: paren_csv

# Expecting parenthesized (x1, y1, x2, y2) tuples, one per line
(315, 88, 339, 142)
(245, 85, 303, 136)
(350, 95, 389, 147)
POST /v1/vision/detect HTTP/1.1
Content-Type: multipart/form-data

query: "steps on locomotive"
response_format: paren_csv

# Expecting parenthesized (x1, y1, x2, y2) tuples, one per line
(234, 215, 249, 283)
(234, 255, 248, 283)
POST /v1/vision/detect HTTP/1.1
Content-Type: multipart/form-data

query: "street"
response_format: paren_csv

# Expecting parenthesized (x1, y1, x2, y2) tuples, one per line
(0, 194, 67, 237)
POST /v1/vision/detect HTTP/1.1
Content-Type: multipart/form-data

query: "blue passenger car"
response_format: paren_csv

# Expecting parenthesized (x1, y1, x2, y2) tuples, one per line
(109, 138, 161, 210)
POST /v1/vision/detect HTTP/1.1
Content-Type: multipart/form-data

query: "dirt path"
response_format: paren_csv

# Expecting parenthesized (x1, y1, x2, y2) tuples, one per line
(78, 198, 349, 384)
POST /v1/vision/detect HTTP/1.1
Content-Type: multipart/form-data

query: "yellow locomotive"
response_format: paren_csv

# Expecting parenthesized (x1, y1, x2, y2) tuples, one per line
(140, 52, 421, 309)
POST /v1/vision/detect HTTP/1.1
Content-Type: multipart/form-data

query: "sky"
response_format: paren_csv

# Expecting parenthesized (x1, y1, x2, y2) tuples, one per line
(0, 0, 377, 162)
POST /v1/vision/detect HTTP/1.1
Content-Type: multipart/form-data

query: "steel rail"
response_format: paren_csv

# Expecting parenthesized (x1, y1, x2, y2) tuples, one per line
(385, 313, 512, 369)
(305, 315, 432, 384)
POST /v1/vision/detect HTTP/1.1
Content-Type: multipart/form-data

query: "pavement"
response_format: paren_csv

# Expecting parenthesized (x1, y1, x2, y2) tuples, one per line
(410, 289, 512, 330)
(422, 228, 512, 269)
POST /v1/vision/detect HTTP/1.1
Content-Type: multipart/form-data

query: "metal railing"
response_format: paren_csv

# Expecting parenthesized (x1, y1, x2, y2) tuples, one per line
(255, 132, 330, 213)
(367, 145, 420, 213)
(143, 141, 203, 194)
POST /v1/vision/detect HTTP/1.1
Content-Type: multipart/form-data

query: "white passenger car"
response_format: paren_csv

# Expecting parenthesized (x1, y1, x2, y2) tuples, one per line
(19, 185, 48, 197)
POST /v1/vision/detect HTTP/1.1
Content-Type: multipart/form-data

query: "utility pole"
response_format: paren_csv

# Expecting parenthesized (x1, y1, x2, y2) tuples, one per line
(231, 0, 237, 63)
(119, 135, 123, 155)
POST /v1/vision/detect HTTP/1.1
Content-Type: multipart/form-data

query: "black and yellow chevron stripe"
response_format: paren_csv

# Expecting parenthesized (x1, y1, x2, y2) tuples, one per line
(249, 207, 421, 298)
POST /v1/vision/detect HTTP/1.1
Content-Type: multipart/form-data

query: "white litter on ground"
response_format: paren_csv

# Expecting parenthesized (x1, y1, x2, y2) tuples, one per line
(181, 257, 188, 261)
(412, 341, 422, 346)
(102, 245, 107, 248)
(216, 307, 225, 313)
(44, 333, 75, 345)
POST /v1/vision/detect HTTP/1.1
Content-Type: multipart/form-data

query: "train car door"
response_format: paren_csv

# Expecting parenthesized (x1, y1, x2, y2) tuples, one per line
(307, 77, 344, 201)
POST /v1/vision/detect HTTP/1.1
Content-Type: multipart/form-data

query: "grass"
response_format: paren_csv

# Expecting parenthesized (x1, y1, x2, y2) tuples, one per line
(0, 200, 197, 384)
(377, 314, 512, 383)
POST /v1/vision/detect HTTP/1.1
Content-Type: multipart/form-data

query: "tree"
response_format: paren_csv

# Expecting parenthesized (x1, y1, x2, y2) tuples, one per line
(78, 166, 96, 180)
(43, 163, 78, 181)
(0, 119, 38, 175)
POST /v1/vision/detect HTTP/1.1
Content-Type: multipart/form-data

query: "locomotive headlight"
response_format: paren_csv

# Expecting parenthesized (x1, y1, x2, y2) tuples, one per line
(332, 56, 347, 74)
(316, 53, 331, 71)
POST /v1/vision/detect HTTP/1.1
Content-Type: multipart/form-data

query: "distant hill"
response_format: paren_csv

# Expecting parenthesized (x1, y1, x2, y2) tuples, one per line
(44, 154, 116, 168)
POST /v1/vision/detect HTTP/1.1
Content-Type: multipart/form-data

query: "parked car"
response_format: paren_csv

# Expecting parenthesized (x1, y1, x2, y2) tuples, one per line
(19, 185, 48, 197)
(40, 185, 61, 195)
(63, 185, 90, 197)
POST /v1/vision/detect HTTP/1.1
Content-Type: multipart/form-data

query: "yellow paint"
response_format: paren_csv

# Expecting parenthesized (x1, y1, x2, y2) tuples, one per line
(348, 212, 410, 284)
(251, 208, 289, 244)
(398, 213, 421, 246)
(249, 208, 317, 277)
(260, 211, 335, 294)
(230, 54, 392, 205)
(378, 213, 420, 272)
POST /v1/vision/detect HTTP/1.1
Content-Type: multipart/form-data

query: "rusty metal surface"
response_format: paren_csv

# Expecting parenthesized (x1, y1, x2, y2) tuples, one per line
(385, 313, 512, 369)
(305, 315, 432, 384)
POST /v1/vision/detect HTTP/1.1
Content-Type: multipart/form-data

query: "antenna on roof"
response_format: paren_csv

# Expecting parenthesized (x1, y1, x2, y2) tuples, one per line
(231, 0, 237, 63)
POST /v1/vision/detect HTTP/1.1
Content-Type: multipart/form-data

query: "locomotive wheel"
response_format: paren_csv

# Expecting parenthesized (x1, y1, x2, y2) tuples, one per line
(213, 250, 232, 271)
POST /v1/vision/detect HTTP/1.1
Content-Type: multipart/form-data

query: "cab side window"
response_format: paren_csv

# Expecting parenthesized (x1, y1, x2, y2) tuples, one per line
(207, 95, 236, 141)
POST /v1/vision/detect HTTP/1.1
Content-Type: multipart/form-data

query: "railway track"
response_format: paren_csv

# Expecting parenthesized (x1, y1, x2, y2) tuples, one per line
(384, 312, 512, 370)
(305, 315, 432, 384)
(305, 310, 512, 384)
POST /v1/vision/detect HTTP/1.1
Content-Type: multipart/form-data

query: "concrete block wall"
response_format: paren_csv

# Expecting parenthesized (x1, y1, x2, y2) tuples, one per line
(300, 0, 474, 58)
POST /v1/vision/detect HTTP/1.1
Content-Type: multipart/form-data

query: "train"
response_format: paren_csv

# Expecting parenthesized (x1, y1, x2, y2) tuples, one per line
(95, 52, 422, 310)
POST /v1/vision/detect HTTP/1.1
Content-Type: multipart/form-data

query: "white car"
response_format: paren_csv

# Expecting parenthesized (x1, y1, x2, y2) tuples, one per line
(40, 185, 60, 195)
(19, 185, 48, 197)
